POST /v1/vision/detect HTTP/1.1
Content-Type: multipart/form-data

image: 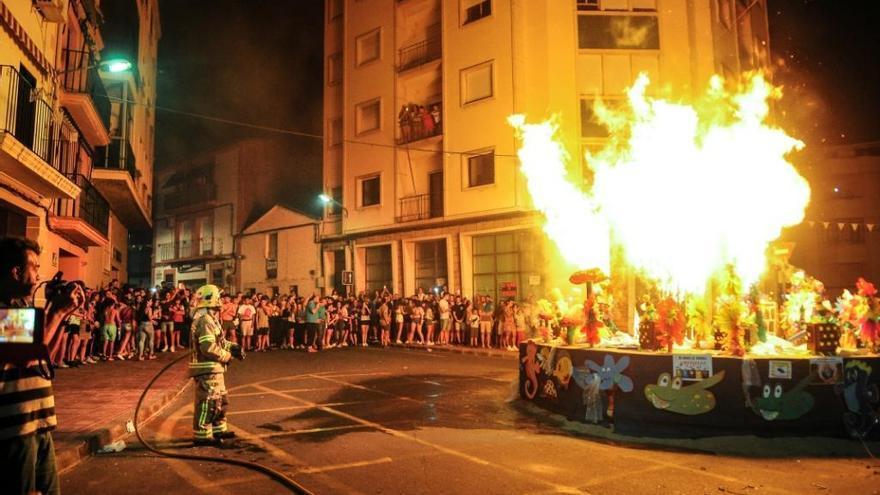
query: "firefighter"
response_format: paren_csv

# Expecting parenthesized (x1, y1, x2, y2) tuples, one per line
(190, 284, 244, 446)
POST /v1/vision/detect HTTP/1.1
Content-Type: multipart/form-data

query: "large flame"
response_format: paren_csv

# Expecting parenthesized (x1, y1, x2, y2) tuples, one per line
(511, 73, 810, 295)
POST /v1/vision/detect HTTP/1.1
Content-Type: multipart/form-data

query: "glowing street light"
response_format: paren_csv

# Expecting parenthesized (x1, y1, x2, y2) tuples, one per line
(102, 58, 133, 73)
(318, 193, 348, 217)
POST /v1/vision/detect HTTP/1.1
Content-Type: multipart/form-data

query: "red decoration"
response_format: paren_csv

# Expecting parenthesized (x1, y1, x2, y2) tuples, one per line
(655, 297, 685, 353)
(582, 294, 601, 346)
(857, 278, 877, 297)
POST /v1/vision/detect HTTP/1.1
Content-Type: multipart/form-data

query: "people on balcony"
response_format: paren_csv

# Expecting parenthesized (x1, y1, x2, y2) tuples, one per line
(398, 102, 442, 144)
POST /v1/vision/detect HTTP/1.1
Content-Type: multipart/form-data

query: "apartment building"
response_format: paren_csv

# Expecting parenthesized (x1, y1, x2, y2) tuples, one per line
(321, 0, 770, 301)
(153, 138, 320, 291)
(785, 142, 880, 297)
(0, 0, 158, 291)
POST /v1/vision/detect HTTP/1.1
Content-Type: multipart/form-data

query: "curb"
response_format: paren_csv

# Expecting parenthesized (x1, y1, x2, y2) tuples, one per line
(392, 342, 518, 360)
(56, 375, 191, 474)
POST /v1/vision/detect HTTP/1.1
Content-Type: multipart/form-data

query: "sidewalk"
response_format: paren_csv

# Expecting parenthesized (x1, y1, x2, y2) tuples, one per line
(51, 351, 190, 473)
(393, 342, 519, 360)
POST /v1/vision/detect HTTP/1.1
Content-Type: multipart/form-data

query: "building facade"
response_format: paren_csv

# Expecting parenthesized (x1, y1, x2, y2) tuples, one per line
(239, 205, 320, 297)
(0, 0, 158, 293)
(322, 0, 770, 301)
(785, 142, 880, 297)
(152, 138, 319, 291)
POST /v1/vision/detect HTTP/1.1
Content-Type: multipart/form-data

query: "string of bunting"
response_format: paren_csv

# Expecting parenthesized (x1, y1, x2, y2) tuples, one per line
(804, 221, 877, 232)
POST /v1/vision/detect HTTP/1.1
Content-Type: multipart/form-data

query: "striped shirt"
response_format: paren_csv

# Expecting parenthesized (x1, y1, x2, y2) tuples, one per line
(0, 364, 55, 440)
(0, 298, 56, 440)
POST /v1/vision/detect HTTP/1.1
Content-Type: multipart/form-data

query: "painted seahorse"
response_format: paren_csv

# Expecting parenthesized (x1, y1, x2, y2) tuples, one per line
(521, 341, 541, 399)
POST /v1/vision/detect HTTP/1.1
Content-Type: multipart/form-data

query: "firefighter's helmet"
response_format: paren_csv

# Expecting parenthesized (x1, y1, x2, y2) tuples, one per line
(195, 284, 222, 309)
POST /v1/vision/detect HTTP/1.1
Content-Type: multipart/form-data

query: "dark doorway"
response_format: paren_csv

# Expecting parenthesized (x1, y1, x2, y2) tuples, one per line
(429, 171, 443, 218)
(333, 249, 346, 295)
(14, 65, 37, 149)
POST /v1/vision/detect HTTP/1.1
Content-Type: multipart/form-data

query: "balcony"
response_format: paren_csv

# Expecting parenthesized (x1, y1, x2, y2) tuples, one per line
(162, 183, 217, 212)
(58, 49, 111, 147)
(92, 136, 150, 229)
(396, 193, 443, 223)
(50, 173, 110, 247)
(156, 237, 228, 265)
(397, 101, 442, 145)
(397, 36, 441, 73)
(0, 65, 80, 199)
(266, 259, 278, 280)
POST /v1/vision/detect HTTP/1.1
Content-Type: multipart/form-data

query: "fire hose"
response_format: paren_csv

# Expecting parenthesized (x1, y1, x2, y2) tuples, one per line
(133, 352, 314, 494)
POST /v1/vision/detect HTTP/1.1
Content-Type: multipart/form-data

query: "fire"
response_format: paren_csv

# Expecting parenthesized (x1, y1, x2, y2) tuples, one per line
(508, 114, 610, 274)
(511, 73, 810, 295)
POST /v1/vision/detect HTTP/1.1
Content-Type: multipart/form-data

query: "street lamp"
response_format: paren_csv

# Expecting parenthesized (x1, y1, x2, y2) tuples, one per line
(56, 57, 133, 76)
(319, 193, 349, 217)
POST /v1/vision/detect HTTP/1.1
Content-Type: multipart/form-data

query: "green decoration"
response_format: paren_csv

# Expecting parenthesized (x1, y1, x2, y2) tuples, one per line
(753, 373, 815, 421)
(644, 370, 726, 415)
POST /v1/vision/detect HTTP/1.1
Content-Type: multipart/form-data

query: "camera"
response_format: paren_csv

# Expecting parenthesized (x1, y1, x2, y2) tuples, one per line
(45, 271, 85, 306)
(0, 307, 52, 377)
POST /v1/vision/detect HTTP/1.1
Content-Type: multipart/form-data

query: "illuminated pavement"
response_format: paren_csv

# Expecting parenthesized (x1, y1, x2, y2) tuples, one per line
(61, 348, 880, 494)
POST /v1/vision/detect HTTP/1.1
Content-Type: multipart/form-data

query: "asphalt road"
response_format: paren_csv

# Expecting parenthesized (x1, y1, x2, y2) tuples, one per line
(61, 347, 880, 495)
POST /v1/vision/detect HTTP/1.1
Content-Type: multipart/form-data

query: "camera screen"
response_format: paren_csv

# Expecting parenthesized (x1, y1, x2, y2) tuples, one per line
(0, 308, 37, 344)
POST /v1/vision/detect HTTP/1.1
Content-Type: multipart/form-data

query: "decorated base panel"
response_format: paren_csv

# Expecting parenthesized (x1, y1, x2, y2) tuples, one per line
(519, 342, 880, 439)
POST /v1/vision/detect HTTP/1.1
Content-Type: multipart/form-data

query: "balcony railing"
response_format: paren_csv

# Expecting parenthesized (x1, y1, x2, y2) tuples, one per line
(54, 121, 93, 176)
(396, 193, 442, 223)
(59, 48, 112, 133)
(0, 65, 57, 166)
(162, 183, 217, 211)
(95, 136, 137, 181)
(397, 101, 442, 145)
(397, 36, 441, 72)
(156, 237, 222, 263)
(55, 173, 110, 237)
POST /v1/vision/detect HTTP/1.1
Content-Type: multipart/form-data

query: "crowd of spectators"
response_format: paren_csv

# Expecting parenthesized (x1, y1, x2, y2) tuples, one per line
(50, 282, 196, 368)
(48, 282, 539, 370)
(215, 287, 535, 354)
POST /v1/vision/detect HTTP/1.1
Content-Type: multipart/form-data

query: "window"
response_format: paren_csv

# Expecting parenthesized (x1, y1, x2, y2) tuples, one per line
(467, 151, 494, 187)
(356, 98, 381, 134)
(472, 230, 543, 302)
(578, 0, 656, 11)
(113, 248, 123, 263)
(356, 28, 381, 66)
(580, 99, 625, 138)
(328, 0, 343, 21)
(360, 175, 381, 207)
(415, 239, 448, 292)
(329, 118, 343, 147)
(266, 232, 278, 260)
(327, 52, 342, 85)
(461, 61, 493, 105)
(364, 245, 393, 292)
(463, 0, 491, 25)
(577, 15, 660, 49)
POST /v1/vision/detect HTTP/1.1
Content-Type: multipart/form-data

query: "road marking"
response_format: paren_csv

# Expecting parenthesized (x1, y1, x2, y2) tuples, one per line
(250, 424, 369, 440)
(296, 456, 393, 474)
(229, 386, 336, 398)
(306, 373, 423, 403)
(251, 382, 586, 494)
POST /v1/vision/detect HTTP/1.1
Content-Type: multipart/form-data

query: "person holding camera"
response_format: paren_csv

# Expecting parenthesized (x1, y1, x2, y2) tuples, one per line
(0, 237, 83, 495)
(189, 284, 244, 446)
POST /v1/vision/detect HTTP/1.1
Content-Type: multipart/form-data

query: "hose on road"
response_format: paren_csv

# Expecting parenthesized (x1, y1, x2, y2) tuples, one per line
(133, 352, 314, 494)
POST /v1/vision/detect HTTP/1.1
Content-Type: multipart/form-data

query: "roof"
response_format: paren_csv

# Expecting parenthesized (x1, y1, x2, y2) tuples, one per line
(241, 204, 319, 235)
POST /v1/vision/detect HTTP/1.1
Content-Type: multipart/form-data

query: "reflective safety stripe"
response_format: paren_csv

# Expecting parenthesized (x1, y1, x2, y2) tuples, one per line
(198, 335, 215, 343)
(189, 362, 216, 368)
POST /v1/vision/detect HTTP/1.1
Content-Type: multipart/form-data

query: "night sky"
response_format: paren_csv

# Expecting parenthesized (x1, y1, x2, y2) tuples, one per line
(154, 0, 324, 166)
(153, 1, 880, 178)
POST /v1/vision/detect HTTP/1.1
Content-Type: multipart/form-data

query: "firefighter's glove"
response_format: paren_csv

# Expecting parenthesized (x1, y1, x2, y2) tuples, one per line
(230, 343, 246, 361)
